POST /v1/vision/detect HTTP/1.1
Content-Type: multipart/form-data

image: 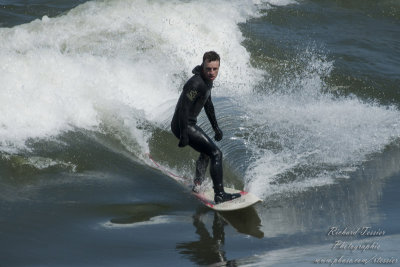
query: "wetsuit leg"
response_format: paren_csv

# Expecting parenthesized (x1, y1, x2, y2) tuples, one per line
(195, 153, 210, 185)
(171, 123, 241, 203)
(186, 125, 223, 192)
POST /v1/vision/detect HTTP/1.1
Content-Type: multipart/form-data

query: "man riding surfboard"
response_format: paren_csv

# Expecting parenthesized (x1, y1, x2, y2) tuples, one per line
(171, 51, 241, 204)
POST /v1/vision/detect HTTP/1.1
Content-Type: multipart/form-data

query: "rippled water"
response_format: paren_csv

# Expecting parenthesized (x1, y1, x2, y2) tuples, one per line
(1, 0, 399, 266)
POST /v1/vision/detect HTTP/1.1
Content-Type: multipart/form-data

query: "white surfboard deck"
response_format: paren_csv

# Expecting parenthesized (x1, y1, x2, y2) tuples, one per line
(193, 187, 262, 211)
(147, 154, 262, 211)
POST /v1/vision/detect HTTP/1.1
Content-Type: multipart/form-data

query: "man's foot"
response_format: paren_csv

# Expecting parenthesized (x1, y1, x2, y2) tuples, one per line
(214, 192, 241, 204)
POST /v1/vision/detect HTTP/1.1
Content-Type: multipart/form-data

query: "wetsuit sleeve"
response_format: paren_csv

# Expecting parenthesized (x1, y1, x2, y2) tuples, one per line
(177, 78, 200, 146)
(178, 93, 191, 146)
(204, 96, 223, 141)
(204, 96, 218, 129)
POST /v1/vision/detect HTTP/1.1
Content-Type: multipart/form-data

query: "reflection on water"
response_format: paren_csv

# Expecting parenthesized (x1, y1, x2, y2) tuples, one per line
(177, 145, 400, 266)
(221, 208, 264, 239)
(177, 207, 263, 266)
(177, 209, 230, 266)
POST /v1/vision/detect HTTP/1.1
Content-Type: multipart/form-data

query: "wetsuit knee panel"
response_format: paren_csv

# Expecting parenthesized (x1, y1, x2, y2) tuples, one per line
(211, 149, 222, 162)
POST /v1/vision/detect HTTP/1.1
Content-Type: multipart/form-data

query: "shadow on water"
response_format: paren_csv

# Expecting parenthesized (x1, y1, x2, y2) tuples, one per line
(176, 206, 264, 266)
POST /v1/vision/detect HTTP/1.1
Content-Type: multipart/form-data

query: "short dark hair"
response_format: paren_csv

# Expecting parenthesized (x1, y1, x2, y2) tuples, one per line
(203, 51, 220, 63)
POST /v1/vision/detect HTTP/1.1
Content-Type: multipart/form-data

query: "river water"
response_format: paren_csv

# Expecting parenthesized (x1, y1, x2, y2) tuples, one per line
(1, 0, 399, 266)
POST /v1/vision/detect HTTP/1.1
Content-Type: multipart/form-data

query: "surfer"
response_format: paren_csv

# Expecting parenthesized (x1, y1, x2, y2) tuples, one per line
(171, 51, 241, 204)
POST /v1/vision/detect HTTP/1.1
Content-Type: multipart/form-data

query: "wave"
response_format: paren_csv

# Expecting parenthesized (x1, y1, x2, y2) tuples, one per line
(1, 0, 399, 200)
(0, 0, 270, 153)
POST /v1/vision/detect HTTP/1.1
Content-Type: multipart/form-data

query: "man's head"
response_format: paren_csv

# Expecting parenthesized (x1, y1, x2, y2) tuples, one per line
(202, 51, 220, 82)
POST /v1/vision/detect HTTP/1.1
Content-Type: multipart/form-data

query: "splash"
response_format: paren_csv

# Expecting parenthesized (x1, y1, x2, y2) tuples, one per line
(0, 0, 269, 154)
(240, 50, 400, 198)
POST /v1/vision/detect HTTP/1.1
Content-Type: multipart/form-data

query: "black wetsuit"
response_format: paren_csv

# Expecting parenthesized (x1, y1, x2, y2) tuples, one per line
(171, 65, 240, 203)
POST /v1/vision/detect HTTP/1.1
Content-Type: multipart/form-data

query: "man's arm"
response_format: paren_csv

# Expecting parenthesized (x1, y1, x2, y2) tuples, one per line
(178, 93, 190, 147)
(204, 96, 223, 141)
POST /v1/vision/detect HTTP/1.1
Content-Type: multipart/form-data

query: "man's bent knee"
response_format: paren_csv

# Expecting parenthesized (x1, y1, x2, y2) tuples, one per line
(211, 149, 222, 162)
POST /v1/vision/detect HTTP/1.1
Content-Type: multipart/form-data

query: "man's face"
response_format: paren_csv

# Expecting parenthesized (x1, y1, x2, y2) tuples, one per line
(202, 60, 220, 82)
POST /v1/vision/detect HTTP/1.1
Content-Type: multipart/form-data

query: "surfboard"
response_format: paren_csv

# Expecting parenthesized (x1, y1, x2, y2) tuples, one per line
(146, 154, 262, 211)
(192, 187, 262, 211)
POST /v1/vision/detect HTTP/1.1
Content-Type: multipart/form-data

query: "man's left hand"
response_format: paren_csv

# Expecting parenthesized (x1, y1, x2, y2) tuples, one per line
(214, 127, 223, 141)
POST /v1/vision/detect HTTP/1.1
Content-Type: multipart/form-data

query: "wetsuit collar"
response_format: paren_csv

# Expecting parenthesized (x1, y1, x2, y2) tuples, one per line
(192, 65, 213, 88)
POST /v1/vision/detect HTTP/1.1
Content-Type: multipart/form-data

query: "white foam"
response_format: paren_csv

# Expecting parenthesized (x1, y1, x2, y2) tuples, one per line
(0, 0, 267, 153)
(265, 0, 298, 6)
(242, 51, 400, 198)
(100, 215, 190, 229)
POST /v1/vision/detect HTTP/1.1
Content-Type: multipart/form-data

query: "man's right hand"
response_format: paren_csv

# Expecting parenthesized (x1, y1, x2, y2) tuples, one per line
(178, 135, 189, 147)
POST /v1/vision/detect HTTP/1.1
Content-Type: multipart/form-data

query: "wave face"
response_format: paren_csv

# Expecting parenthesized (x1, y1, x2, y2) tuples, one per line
(1, 0, 399, 200)
(0, 0, 265, 152)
